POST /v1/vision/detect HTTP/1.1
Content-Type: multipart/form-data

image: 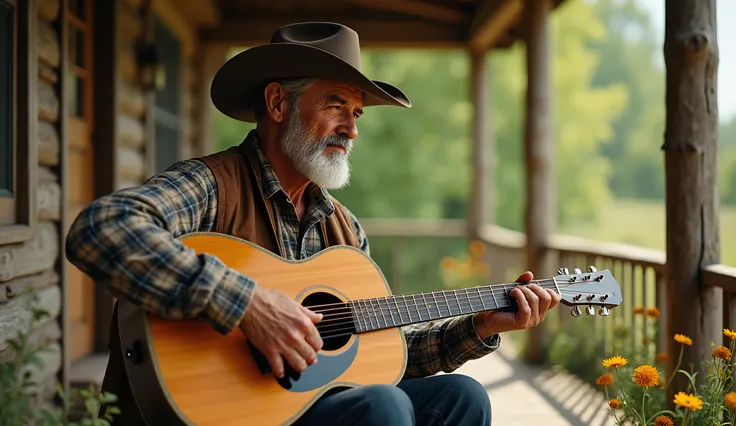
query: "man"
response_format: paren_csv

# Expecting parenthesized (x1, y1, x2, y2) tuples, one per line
(65, 22, 560, 425)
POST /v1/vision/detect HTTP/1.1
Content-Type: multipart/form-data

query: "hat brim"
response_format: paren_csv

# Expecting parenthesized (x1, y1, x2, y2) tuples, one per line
(210, 43, 412, 123)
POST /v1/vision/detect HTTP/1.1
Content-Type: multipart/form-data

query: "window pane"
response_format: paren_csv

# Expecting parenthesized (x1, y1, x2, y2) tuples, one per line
(74, 26, 84, 68)
(0, 1, 14, 198)
(66, 73, 84, 118)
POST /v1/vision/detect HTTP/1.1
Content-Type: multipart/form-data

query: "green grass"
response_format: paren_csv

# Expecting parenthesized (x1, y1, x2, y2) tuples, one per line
(559, 198, 736, 267)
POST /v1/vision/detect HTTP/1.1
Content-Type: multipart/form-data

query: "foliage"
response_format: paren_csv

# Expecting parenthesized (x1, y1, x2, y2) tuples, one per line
(0, 294, 120, 426)
(596, 309, 736, 426)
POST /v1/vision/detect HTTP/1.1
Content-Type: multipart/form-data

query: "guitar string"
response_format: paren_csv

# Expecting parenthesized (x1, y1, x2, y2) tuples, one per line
(309, 280, 597, 316)
(314, 290, 604, 337)
(297, 279, 564, 312)
(312, 287, 602, 325)
(315, 294, 596, 340)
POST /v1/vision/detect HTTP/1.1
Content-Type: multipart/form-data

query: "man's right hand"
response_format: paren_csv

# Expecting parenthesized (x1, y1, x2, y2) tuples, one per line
(239, 286, 324, 378)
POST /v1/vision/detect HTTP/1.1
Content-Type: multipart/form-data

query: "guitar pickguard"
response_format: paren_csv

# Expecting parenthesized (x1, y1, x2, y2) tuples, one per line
(247, 336, 360, 393)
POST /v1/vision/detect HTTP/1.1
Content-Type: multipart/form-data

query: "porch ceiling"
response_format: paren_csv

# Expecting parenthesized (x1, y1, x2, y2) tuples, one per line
(198, 0, 567, 50)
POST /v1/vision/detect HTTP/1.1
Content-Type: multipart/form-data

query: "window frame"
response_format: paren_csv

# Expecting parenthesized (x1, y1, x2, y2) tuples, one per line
(0, 0, 38, 245)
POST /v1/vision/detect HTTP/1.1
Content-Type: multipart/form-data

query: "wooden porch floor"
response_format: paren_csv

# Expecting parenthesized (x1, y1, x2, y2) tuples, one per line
(451, 343, 616, 425)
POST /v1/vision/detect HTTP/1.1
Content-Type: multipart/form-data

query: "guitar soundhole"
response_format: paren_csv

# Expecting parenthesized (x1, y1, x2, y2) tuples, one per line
(301, 291, 355, 351)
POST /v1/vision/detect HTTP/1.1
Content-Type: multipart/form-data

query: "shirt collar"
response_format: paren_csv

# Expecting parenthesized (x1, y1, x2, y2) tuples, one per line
(243, 130, 335, 216)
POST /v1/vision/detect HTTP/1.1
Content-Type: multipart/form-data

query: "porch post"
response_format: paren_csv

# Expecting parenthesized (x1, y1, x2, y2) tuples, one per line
(468, 49, 492, 240)
(195, 44, 228, 156)
(663, 0, 721, 405)
(523, 0, 554, 364)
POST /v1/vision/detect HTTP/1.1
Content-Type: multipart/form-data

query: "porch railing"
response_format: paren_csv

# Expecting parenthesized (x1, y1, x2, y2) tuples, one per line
(361, 218, 736, 362)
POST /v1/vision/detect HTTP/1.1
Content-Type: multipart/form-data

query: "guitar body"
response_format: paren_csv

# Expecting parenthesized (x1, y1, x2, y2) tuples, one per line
(117, 232, 407, 426)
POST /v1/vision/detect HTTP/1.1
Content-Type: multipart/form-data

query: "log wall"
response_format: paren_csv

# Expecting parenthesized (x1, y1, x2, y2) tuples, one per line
(0, 0, 63, 408)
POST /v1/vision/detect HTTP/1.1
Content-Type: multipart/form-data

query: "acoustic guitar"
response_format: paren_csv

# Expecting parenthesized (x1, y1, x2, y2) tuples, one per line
(115, 232, 622, 426)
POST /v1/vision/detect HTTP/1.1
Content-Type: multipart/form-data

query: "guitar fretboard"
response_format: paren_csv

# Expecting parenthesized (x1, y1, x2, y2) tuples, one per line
(348, 279, 557, 333)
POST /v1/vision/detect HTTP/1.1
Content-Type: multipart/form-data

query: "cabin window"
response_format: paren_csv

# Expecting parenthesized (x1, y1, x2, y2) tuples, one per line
(0, 0, 35, 244)
(153, 15, 181, 173)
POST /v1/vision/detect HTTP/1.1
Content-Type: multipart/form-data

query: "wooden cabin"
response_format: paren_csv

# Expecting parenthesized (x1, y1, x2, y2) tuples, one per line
(0, 0, 734, 419)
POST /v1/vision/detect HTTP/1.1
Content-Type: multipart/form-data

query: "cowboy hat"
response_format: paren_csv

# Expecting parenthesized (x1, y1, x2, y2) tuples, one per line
(210, 22, 412, 123)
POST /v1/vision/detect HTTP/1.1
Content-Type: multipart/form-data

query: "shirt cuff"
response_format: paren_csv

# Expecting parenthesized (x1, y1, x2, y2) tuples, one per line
(470, 314, 502, 349)
(200, 255, 257, 335)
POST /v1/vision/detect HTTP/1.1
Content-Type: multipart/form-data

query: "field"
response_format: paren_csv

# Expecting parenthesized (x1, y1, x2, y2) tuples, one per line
(559, 198, 736, 266)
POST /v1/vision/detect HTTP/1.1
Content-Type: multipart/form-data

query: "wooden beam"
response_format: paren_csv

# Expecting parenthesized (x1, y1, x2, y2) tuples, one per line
(522, 0, 554, 365)
(343, 0, 470, 24)
(663, 0, 720, 408)
(468, 0, 524, 52)
(468, 50, 492, 240)
(200, 19, 467, 49)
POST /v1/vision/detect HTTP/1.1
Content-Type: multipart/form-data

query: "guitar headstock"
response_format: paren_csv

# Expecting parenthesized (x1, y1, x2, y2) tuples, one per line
(553, 266, 622, 318)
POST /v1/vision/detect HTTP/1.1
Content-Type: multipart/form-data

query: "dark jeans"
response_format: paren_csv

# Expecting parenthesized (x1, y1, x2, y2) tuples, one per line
(294, 374, 492, 426)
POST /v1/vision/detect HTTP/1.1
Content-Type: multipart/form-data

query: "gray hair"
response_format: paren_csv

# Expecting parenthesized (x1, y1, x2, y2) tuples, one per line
(254, 77, 316, 119)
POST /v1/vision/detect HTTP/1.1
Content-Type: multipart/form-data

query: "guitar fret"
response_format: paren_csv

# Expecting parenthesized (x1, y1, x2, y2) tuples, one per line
(422, 294, 431, 319)
(454, 291, 464, 314)
(442, 290, 453, 316)
(392, 296, 404, 325)
(383, 297, 397, 326)
(429, 292, 441, 318)
(351, 302, 363, 333)
(476, 287, 487, 310)
(464, 288, 473, 312)
(362, 299, 377, 330)
(403, 296, 413, 323)
(372, 299, 387, 329)
(412, 295, 422, 321)
(490, 286, 498, 308)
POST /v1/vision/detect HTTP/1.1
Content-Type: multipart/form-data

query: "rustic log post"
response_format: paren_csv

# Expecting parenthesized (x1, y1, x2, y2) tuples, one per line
(523, 0, 554, 364)
(468, 49, 492, 242)
(195, 44, 228, 156)
(663, 0, 721, 405)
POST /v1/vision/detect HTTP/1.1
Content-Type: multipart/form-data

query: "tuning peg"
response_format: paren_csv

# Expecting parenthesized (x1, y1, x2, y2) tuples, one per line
(599, 307, 610, 316)
(573, 268, 582, 274)
(557, 268, 565, 275)
(562, 268, 569, 274)
(571, 306, 582, 317)
(585, 306, 595, 316)
(587, 266, 597, 273)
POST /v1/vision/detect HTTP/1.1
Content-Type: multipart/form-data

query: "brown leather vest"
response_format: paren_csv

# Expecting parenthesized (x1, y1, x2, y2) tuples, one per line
(102, 140, 359, 424)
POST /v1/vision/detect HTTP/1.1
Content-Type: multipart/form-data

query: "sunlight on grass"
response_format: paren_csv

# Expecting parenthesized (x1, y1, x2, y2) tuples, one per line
(559, 198, 736, 266)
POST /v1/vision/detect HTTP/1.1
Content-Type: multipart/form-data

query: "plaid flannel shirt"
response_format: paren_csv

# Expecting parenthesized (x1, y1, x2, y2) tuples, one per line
(65, 131, 501, 379)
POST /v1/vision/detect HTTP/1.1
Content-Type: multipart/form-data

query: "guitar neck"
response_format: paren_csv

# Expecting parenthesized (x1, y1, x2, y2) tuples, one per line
(349, 279, 558, 333)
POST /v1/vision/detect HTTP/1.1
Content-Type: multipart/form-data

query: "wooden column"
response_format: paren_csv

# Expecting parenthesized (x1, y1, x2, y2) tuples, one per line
(195, 44, 228, 156)
(468, 49, 492, 240)
(663, 0, 721, 405)
(523, 0, 554, 364)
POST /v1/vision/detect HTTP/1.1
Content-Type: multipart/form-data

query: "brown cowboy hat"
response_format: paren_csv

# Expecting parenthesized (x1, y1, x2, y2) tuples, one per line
(210, 22, 412, 122)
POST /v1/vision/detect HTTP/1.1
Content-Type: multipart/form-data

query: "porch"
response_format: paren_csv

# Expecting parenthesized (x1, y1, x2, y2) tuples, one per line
(0, 0, 735, 424)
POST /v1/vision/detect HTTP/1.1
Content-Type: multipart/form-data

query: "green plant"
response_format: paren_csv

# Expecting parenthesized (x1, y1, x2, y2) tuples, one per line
(0, 294, 120, 426)
(596, 313, 736, 425)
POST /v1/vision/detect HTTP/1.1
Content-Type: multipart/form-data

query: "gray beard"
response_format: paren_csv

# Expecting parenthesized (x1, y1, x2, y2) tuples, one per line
(279, 106, 353, 190)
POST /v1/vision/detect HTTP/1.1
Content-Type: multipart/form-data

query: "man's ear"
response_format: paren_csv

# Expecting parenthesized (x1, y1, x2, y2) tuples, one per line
(263, 82, 288, 123)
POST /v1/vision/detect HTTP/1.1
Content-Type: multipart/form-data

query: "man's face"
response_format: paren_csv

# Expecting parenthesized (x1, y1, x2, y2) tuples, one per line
(279, 80, 363, 189)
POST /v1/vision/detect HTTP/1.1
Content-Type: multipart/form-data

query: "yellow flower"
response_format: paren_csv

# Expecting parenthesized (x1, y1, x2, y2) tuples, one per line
(656, 352, 668, 364)
(673, 392, 703, 411)
(468, 241, 485, 258)
(440, 257, 456, 271)
(654, 416, 673, 426)
(646, 307, 661, 319)
(632, 365, 659, 388)
(725, 392, 736, 411)
(674, 334, 693, 346)
(633, 306, 644, 314)
(713, 345, 732, 360)
(602, 355, 628, 369)
(725, 329, 736, 340)
(608, 398, 621, 409)
(595, 373, 613, 387)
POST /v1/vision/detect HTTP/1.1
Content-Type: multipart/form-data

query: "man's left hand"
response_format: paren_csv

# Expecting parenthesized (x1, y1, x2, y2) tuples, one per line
(473, 271, 561, 340)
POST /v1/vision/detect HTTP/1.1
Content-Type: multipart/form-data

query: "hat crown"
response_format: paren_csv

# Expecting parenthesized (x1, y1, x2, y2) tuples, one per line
(269, 22, 362, 71)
